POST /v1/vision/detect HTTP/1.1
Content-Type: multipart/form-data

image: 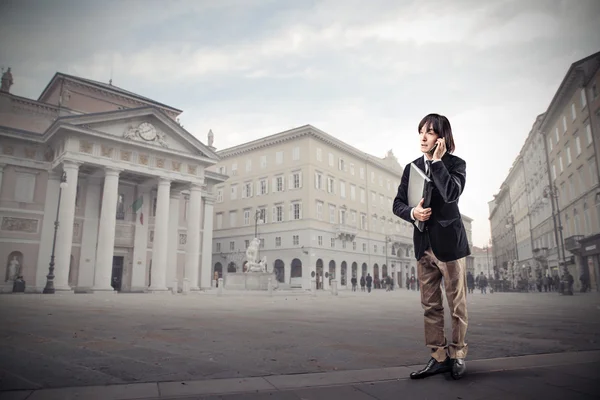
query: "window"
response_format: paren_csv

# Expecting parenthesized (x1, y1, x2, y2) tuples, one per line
(314, 172, 323, 190)
(331, 238, 335, 248)
(242, 182, 253, 198)
(218, 166, 227, 174)
(327, 177, 335, 194)
(342, 241, 347, 249)
(586, 124, 593, 145)
(274, 237, 281, 247)
(374, 244, 378, 253)
(260, 238, 265, 248)
(216, 213, 223, 229)
(291, 202, 302, 220)
(566, 146, 572, 165)
(338, 158, 345, 171)
(316, 148, 322, 161)
(273, 205, 284, 222)
(578, 167, 585, 196)
(259, 179, 268, 195)
(229, 211, 237, 227)
(555, 127, 559, 143)
(350, 184, 356, 201)
(360, 188, 365, 203)
(231, 185, 238, 200)
(360, 167, 365, 179)
(362, 243, 367, 252)
(274, 176, 284, 192)
(558, 155, 563, 173)
(351, 210, 357, 225)
(116, 194, 125, 220)
(230, 241, 235, 251)
(329, 205, 336, 223)
(245, 240, 250, 249)
(231, 163, 238, 176)
(584, 202, 591, 234)
(576, 135, 582, 156)
(217, 188, 223, 203)
(293, 147, 300, 161)
(361, 214, 366, 230)
(316, 201, 323, 220)
(371, 191, 376, 203)
(293, 235, 299, 245)
(353, 241, 356, 250)
(589, 157, 598, 185)
(350, 163, 355, 175)
(257, 207, 267, 223)
(292, 172, 302, 189)
(581, 88, 587, 108)
(246, 159, 252, 172)
(276, 151, 283, 164)
(14, 171, 36, 202)
(339, 209, 346, 225)
(562, 115, 567, 133)
(571, 103, 576, 121)
(370, 171, 375, 182)
(260, 155, 267, 168)
(574, 208, 581, 234)
(552, 164, 556, 181)
(216, 242, 221, 252)
(328, 153, 334, 166)
(318, 236, 323, 246)
(548, 137, 553, 152)
(340, 181, 346, 198)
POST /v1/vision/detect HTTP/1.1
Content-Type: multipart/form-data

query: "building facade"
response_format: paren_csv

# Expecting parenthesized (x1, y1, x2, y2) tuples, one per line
(208, 125, 475, 290)
(470, 246, 493, 278)
(0, 71, 224, 293)
(489, 51, 600, 291)
(489, 185, 514, 278)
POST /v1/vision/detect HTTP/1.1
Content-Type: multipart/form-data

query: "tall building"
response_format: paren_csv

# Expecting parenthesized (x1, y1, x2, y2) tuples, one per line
(489, 184, 514, 278)
(0, 70, 224, 293)
(539, 51, 600, 290)
(489, 50, 600, 291)
(209, 125, 474, 290)
(470, 246, 493, 278)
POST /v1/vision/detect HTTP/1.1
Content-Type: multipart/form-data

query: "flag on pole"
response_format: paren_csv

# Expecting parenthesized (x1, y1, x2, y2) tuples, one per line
(131, 196, 144, 225)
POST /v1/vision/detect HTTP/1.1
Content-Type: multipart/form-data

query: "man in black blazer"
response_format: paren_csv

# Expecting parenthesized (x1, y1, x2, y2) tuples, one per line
(392, 113, 471, 380)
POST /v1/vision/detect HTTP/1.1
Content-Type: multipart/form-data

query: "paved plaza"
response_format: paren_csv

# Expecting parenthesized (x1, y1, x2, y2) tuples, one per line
(0, 289, 599, 398)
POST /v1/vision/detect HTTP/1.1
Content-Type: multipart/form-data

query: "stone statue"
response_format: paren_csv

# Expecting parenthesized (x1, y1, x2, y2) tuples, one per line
(1, 68, 13, 93)
(208, 129, 214, 147)
(245, 238, 267, 273)
(5, 255, 20, 282)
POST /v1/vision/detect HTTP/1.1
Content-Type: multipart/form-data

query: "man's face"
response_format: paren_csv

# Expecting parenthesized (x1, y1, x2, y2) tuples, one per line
(419, 123, 439, 154)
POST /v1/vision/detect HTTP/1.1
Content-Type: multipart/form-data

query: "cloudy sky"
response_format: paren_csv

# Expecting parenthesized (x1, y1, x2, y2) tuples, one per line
(1, 0, 599, 247)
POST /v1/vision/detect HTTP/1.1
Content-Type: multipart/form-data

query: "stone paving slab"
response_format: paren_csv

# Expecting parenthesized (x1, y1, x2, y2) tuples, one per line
(2, 350, 599, 400)
(1, 290, 599, 394)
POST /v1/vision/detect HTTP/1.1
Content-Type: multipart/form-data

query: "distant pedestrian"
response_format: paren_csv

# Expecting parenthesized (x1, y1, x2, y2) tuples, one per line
(351, 276, 357, 292)
(467, 271, 474, 294)
(360, 275, 366, 292)
(366, 273, 373, 293)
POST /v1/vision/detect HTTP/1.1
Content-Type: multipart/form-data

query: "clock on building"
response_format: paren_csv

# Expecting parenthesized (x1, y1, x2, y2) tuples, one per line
(137, 122, 157, 141)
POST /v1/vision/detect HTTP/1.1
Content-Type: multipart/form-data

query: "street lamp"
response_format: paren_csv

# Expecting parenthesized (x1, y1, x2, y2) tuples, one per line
(43, 172, 68, 294)
(542, 185, 568, 277)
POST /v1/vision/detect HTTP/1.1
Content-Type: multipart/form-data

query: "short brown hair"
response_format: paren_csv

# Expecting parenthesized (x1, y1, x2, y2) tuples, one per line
(418, 113, 456, 154)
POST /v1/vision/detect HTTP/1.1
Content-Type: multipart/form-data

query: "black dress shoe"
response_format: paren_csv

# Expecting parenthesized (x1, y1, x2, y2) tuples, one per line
(451, 358, 466, 380)
(409, 357, 450, 379)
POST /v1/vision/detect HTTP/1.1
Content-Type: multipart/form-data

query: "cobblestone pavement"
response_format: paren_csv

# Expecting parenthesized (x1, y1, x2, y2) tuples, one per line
(0, 289, 598, 392)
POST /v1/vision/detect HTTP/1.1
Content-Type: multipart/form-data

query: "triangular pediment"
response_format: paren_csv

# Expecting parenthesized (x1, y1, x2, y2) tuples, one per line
(52, 107, 219, 161)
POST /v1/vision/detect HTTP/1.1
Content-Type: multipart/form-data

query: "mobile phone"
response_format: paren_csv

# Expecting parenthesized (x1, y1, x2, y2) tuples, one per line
(428, 143, 438, 156)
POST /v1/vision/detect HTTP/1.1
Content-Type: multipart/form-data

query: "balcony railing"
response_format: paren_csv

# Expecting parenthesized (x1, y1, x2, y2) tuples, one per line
(335, 223, 357, 241)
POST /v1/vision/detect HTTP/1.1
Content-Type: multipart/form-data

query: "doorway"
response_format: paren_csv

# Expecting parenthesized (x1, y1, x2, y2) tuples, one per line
(111, 256, 124, 291)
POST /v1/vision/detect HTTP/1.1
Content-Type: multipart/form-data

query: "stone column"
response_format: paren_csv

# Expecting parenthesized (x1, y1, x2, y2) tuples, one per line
(199, 194, 215, 289)
(166, 189, 181, 291)
(53, 160, 80, 291)
(130, 186, 151, 291)
(77, 177, 102, 290)
(33, 171, 61, 292)
(185, 184, 202, 290)
(93, 168, 121, 292)
(284, 263, 291, 286)
(149, 177, 171, 292)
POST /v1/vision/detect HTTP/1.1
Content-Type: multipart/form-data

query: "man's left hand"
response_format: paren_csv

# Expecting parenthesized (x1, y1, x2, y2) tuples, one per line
(433, 138, 447, 161)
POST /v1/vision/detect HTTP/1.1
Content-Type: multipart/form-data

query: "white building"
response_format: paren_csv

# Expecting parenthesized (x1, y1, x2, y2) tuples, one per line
(209, 125, 474, 290)
(0, 71, 225, 293)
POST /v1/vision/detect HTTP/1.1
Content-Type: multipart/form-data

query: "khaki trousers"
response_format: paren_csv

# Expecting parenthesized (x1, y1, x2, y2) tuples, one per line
(417, 247, 468, 362)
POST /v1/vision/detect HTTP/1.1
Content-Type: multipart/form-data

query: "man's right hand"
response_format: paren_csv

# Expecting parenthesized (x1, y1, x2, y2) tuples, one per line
(413, 198, 432, 222)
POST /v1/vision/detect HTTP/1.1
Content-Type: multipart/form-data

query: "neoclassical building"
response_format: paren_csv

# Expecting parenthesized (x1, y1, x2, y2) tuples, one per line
(0, 71, 225, 293)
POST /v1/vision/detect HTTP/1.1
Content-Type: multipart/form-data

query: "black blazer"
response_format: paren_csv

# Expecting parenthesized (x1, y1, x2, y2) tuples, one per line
(392, 153, 471, 263)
